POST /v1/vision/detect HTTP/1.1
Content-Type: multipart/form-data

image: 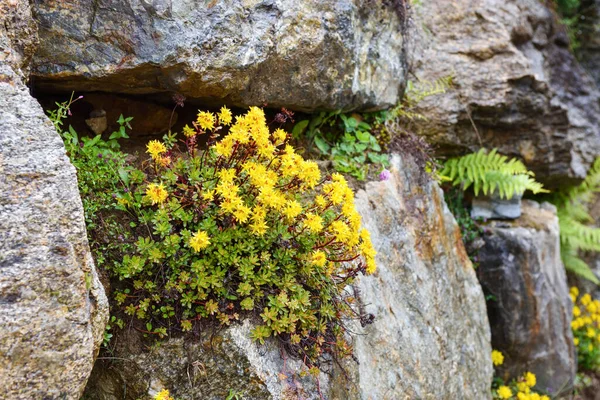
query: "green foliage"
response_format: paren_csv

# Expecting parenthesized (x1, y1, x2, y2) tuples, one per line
(292, 111, 388, 180)
(440, 148, 548, 199)
(386, 76, 454, 122)
(548, 158, 600, 284)
(553, 0, 584, 52)
(53, 103, 378, 375)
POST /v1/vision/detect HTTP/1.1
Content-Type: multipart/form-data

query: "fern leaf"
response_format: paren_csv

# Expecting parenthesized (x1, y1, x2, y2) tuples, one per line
(561, 247, 600, 284)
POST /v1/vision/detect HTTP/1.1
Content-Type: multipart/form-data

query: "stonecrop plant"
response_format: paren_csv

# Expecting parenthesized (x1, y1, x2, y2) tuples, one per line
(491, 350, 549, 400)
(570, 287, 600, 371)
(110, 106, 376, 373)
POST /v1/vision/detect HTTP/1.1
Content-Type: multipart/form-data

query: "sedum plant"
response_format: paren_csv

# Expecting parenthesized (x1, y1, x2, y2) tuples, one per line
(570, 287, 600, 371)
(440, 148, 547, 199)
(108, 107, 377, 373)
(490, 350, 550, 400)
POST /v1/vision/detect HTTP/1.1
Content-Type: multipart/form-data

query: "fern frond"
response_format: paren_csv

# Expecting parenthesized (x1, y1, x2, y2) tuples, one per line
(561, 246, 600, 284)
(559, 215, 600, 253)
(440, 148, 547, 199)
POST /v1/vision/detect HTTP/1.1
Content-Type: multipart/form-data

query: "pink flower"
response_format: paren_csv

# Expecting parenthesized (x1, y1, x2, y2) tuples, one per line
(379, 169, 391, 181)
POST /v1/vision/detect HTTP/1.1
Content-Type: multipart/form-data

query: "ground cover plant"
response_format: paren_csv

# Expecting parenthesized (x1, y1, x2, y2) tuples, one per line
(50, 98, 378, 380)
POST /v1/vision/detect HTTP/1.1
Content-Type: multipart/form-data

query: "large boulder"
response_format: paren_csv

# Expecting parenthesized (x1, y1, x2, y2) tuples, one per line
(477, 200, 576, 396)
(29, 0, 407, 111)
(83, 153, 492, 399)
(0, 2, 109, 398)
(409, 0, 600, 186)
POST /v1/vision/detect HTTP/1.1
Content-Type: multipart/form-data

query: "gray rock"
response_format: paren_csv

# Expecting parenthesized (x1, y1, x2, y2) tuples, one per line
(30, 0, 407, 112)
(0, 3, 109, 398)
(576, 0, 600, 87)
(409, 0, 600, 186)
(83, 153, 492, 400)
(477, 200, 576, 396)
(471, 192, 523, 220)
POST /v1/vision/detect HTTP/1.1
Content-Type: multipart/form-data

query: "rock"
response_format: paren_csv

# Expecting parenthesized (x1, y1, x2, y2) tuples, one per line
(0, 3, 109, 398)
(0, 0, 37, 79)
(83, 153, 492, 399)
(576, 0, 600, 87)
(409, 0, 600, 186)
(86, 109, 108, 135)
(471, 193, 522, 220)
(30, 0, 407, 112)
(477, 200, 576, 396)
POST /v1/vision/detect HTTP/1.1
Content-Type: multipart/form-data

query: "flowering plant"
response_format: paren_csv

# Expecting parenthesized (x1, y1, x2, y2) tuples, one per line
(491, 350, 549, 400)
(111, 106, 376, 372)
(570, 286, 600, 370)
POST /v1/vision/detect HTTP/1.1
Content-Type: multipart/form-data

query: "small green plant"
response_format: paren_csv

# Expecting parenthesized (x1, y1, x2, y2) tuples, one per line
(490, 350, 550, 399)
(553, 0, 584, 52)
(440, 148, 547, 199)
(547, 158, 600, 284)
(102, 316, 125, 348)
(225, 389, 244, 400)
(292, 112, 388, 180)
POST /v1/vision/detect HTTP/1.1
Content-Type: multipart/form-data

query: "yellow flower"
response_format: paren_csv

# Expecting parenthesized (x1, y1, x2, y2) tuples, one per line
(517, 382, 530, 393)
(330, 220, 351, 243)
(202, 190, 215, 202)
(154, 389, 174, 400)
(311, 251, 327, 267)
(190, 230, 210, 252)
(197, 111, 216, 131)
(249, 219, 268, 236)
(573, 306, 581, 317)
(183, 124, 196, 137)
(303, 213, 323, 233)
(146, 183, 168, 204)
(218, 106, 233, 126)
(574, 337, 580, 346)
(146, 140, 167, 160)
(283, 200, 303, 219)
(272, 128, 287, 145)
(524, 371, 536, 387)
(570, 286, 580, 298)
(530, 394, 541, 400)
(491, 350, 504, 366)
(517, 392, 530, 400)
(588, 327, 596, 338)
(314, 195, 327, 209)
(540, 396, 550, 400)
(233, 205, 252, 223)
(497, 386, 512, 399)
(582, 293, 592, 306)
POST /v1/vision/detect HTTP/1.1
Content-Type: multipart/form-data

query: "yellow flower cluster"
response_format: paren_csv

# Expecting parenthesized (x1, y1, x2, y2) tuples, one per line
(184, 106, 377, 274)
(570, 286, 600, 354)
(492, 349, 504, 366)
(492, 350, 548, 400)
(189, 230, 210, 252)
(146, 140, 166, 160)
(146, 183, 168, 205)
(154, 389, 174, 400)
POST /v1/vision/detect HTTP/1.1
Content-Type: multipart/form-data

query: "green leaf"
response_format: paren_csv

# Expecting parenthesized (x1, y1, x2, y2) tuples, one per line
(292, 120, 309, 138)
(356, 130, 371, 143)
(314, 136, 331, 154)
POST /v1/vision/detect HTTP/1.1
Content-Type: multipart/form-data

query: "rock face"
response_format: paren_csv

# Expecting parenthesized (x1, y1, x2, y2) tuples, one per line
(84, 153, 492, 399)
(410, 0, 600, 186)
(577, 0, 600, 87)
(0, 2, 109, 398)
(30, 0, 407, 111)
(477, 200, 576, 396)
